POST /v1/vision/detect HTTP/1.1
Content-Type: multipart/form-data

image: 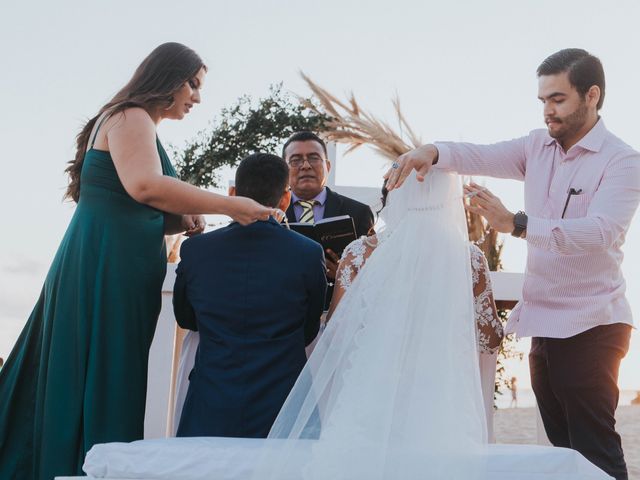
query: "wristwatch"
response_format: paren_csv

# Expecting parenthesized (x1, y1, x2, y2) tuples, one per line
(511, 211, 527, 238)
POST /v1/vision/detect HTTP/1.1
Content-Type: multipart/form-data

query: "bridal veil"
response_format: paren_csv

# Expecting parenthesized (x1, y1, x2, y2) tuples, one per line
(252, 170, 488, 479)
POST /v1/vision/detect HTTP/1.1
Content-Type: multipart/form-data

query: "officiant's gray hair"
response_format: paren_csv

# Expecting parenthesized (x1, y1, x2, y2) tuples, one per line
(235, 153, 289, 207)
(282, 131, 328, 158)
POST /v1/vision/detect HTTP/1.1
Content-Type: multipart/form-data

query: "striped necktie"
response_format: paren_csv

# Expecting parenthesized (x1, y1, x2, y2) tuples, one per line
(297, 200, 317, 224)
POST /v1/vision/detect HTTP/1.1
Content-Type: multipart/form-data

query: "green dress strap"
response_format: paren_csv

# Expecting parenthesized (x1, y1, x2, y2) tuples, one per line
(89, 114, 110, 149)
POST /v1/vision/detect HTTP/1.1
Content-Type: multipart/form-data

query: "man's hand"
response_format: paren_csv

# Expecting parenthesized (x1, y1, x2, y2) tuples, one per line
(384, 144, 439, 190)
(464, 183, 515, 234)
(325, 249, 340, 281)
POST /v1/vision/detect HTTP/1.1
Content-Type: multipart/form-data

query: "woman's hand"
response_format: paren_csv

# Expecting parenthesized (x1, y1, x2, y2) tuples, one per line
(181, 215, 206, 237)
(224, 196, 278, 226)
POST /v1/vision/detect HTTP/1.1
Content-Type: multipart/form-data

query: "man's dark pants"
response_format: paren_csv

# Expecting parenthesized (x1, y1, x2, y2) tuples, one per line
(530, 323, 631, 480)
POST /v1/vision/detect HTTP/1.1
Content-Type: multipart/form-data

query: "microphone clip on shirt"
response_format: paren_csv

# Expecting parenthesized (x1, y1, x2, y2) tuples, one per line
(561, 187, 583, 219)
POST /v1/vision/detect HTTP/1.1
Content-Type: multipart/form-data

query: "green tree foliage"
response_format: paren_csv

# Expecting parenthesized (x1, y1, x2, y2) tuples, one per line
(174, 84, 330, 188)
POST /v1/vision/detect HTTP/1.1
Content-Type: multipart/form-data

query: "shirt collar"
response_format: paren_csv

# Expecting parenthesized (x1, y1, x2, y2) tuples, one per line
(291, 187, 327, 206)
(544, 117, 607, 153)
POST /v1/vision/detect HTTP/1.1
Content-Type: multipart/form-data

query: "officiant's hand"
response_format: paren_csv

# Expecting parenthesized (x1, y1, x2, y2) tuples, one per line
(464, 183, 515, 234)
(384, 144, 439, 190)
(325, 249, 340, 281)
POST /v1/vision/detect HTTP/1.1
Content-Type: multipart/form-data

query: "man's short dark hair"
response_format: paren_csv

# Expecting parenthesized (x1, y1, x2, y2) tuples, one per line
(537, 48, 605, 110)
(235, 153, 289, 207)
(281, 131, 328, 159)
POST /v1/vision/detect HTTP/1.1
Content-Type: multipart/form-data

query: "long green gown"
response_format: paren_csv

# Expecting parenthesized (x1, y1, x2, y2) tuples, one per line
(0, 132, 177, 479)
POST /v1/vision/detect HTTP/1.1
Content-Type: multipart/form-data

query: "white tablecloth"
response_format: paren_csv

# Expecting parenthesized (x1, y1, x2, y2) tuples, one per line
(82, 436, 612, 479)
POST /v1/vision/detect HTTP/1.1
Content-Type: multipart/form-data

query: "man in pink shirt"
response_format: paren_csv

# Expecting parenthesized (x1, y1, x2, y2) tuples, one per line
(386, 48, 639, 480)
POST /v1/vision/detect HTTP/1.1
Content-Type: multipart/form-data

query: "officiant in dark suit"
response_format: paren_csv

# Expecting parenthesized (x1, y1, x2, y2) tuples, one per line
(174, 153, 327, 438)
(283, 132, 374, 308)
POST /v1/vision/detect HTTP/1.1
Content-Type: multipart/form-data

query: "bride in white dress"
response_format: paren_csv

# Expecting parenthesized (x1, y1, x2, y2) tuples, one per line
(83, 170, 611, 480)
(249, 169, 610, 480)
(254, 169, 491, 479)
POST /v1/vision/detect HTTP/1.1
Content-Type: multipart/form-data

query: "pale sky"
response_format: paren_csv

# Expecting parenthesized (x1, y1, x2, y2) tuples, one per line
(1, 0, 639, 390)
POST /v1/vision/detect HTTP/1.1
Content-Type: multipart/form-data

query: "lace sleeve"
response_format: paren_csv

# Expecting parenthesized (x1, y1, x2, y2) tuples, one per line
(336, 238, 368, 294)
(325, 238, 370, 321)
(470, 244, 504, 354)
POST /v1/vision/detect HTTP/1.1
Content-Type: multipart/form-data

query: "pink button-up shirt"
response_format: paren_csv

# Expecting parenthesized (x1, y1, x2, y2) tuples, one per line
(435, 119, 640, 338)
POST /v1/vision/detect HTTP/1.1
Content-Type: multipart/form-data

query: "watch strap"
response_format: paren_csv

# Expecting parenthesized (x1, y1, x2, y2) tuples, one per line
(511, 211, 527, 238)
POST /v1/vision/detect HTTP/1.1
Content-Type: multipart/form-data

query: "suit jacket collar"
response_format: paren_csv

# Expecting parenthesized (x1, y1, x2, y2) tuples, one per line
(323, 187, 343, 219)
(285, 204, 297, 224)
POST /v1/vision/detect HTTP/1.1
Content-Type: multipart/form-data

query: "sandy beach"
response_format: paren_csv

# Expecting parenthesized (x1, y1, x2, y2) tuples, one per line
(495, 406, 640, 479)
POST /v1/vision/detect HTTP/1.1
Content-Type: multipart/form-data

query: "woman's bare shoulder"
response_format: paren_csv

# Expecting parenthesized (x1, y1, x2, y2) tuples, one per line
(107, 107, 154, 131)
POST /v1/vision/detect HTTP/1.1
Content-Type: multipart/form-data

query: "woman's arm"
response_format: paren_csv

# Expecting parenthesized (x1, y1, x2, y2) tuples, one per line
(326, 258, 351, 321)
(106, 109, 273, 225)
(470, 245, 504, 354)
(326, 238, 374, 322)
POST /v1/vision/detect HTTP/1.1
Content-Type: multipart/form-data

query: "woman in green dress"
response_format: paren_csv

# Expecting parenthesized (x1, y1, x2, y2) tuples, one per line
(0, 42, 276, 480)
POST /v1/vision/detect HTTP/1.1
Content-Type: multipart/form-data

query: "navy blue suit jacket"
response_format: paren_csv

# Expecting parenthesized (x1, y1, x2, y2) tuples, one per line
(174, 218, 327, 438)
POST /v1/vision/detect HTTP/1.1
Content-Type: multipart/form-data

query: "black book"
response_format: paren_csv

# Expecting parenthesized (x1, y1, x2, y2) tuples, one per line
(288, 215, 357, 256)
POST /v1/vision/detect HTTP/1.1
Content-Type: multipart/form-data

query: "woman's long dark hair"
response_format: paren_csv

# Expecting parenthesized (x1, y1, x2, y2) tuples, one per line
(65, 42, 206, 202)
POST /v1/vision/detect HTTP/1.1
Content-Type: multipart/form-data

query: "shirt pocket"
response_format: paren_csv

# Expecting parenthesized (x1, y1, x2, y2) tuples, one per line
(563, 192, 593, 218)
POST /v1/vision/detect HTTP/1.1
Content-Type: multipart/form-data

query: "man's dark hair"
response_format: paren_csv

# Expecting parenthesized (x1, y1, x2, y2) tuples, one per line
(537, 48, 605, 110)
(281, 131, 328, 159)
(235, 153, 289, 207)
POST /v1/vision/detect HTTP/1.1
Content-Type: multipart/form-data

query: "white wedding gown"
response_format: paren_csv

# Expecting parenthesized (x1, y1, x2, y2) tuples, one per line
(252, 169, 488, 480)
(82, 171, 611, 480)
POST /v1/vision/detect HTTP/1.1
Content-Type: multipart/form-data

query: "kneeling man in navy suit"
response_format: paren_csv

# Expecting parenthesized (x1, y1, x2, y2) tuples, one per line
(174, 153, 327, 438)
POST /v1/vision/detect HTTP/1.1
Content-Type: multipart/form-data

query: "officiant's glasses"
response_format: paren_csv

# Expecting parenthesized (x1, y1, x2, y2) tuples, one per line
(287, 153, 325, 169)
